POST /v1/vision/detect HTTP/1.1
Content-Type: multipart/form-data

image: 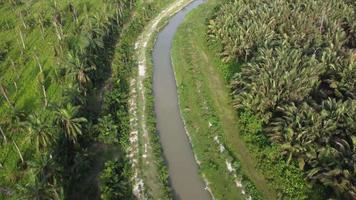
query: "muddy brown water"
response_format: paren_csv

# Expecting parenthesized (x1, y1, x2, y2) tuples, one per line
(152, 0, 211, 200)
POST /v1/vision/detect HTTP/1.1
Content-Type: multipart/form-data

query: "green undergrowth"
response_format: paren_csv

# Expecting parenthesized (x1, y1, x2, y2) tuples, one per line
(236, 111, 324, 199)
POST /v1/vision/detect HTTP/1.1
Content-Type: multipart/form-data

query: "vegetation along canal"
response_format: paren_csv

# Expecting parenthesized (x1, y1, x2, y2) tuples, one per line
(152, 0, 211, 199)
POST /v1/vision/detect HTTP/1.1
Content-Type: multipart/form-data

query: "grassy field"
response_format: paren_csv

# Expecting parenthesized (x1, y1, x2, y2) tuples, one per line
(171, 1, 278, 199)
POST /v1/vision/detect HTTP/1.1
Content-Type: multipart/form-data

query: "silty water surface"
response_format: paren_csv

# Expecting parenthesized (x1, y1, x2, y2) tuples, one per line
(152, 0, 211, 199)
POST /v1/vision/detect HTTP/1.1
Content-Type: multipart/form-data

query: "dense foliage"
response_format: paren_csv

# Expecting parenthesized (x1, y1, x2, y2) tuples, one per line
(208, 0, 355, 199)
(100, 158, 134, 200)
(0, 0, 135, 199)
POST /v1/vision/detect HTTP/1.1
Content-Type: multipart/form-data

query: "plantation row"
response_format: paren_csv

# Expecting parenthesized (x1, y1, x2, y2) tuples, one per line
(208, 0, 355, 199)
(0, 0, 138, 199)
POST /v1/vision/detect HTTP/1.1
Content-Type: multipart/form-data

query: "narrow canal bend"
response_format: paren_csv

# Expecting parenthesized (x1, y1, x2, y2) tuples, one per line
(152, 0, 211, 199)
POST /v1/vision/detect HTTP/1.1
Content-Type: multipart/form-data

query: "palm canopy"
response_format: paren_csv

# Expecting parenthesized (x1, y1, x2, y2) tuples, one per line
(55, 104, 87, 143)
(27, 114, 54, 153)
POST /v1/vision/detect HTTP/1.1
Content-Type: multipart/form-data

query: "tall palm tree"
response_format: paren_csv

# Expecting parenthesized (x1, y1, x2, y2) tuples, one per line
(27, 114, 54, 153)
(21, 153, 64, 200)
(55, 104, 87, 143)
(67, 52, 95, 95)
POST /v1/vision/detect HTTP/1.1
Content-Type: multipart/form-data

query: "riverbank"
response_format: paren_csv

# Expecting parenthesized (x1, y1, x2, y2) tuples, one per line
(151, 0, 214, 199)
(129, 0, 200, 199)
(171, 0, 278, 199)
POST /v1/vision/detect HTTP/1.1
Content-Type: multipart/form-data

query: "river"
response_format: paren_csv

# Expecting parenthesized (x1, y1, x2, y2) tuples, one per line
(152, 0, 211, 199)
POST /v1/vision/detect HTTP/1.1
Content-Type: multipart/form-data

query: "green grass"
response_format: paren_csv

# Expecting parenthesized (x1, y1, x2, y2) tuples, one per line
(171, 0, 279, 199)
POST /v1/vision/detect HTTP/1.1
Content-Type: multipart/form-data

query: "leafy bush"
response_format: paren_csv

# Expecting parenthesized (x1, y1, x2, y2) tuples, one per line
(100, 158, 134, 200)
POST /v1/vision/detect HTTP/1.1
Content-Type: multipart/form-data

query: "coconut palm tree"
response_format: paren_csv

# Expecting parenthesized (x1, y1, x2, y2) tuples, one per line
(67, 52, 95, 95)
(27, 114, 54, 153)
(17, 152, 62, 200)
(55, 104, 87, 143)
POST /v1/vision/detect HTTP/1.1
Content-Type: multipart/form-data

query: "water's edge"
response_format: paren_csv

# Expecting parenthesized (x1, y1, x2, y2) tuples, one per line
(152, 0, 211, 199)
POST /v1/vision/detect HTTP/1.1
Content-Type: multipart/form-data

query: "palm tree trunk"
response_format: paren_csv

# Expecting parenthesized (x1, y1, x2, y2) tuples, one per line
(34, 55, 48, 107)
(0, 125, 7, 144)
(41, 84, 48, 107)
(38, 17, 45, 39)
(19, 12, 27, 29)
(53, 23, 62, 41)
(18, 28, 26, 50)
(34, 55, 43, 74)
(13, 81, 17, 93)
(10, 59, 20, 80)
(12, 140, 24, 164)
(0, 84, 12, 108)
(319, 11, 325, 33)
